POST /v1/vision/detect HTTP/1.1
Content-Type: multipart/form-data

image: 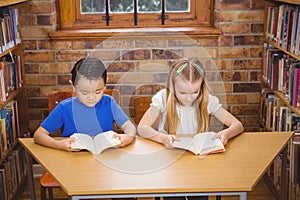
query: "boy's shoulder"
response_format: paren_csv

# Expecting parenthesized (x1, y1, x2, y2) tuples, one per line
(102, 94, 115, 101)
(55, 97, 76, 110)
(98, 94, 117, 105)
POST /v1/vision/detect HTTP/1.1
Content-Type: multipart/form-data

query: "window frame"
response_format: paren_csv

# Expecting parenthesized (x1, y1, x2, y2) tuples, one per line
(57, 0, 214, 29)
(75, 0, 198, 27)
(50, 0, 220, 40)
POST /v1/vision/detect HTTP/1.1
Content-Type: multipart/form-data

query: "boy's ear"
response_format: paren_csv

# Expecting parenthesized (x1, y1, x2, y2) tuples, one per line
(69, 80, 76, 92)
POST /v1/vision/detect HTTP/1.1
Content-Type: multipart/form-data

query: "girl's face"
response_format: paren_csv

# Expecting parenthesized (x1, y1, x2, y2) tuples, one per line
(173, 76, 202, 107)
(74, 77, 105, 107)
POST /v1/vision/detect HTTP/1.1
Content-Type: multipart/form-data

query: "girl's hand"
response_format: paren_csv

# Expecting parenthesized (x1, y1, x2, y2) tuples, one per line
(212, 131, 229, 145)
(159, 134, 177, 148)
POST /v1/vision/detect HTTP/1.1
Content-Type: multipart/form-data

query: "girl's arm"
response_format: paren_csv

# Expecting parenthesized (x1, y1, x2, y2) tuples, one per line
(33, 127, 75, 151)
(117, 120, 136, 147)
(137, 106, 176, 147)
(212, 107, 244, 145)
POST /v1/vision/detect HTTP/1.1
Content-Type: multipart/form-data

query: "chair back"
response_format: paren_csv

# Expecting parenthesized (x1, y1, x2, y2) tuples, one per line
(133, 96, 160, 130)
(133, 96, 152, 124)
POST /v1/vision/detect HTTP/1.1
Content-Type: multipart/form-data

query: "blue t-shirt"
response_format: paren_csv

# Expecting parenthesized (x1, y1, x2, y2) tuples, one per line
(41, 94, 129, 137)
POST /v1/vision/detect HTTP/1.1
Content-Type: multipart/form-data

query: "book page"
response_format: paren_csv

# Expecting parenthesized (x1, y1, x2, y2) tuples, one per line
(94, 131, 121, 154)
(70, 133, 96, 154)
(194, 132, 225, 155)
(172, 132, 225, 155)
(172, 137, 198, 154)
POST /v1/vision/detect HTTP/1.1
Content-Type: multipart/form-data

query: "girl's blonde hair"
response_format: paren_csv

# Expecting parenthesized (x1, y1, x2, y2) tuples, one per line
(164, 58, 210, 134)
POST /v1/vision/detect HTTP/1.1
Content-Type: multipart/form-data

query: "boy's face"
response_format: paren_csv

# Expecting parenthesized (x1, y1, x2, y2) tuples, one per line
(74, 77, 105, 107)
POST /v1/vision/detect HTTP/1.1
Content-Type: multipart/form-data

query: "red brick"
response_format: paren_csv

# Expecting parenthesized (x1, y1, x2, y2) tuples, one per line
(24, 52, 55, 62)
(215, 0, 250, 10)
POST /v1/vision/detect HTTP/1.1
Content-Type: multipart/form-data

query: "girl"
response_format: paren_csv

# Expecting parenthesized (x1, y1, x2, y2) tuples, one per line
(34, 57, 136, 151)
(138, 58, 244, 200)
(137, 57, 244, 148)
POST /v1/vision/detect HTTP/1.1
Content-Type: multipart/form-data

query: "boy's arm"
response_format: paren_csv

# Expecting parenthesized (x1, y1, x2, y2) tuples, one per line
(212, 107, 244, 145)
(137, 106, 176, 148)
(33, 126, 75, 151)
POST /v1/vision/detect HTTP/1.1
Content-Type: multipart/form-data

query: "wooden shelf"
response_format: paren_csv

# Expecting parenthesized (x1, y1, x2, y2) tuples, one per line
(0, 0, 27, 7)
(0, 0, 29, 199)
(262, 0, 300, 199)
(276, 0, 300, 4)
(0, 44, 21, 58)
(266, 40, 300, 61)
(274, 91, 300, 116)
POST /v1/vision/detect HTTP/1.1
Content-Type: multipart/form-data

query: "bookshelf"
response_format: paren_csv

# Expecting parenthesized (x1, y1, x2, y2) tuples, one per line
(0, 0, 29, 199)
(261, 0, 300, 199)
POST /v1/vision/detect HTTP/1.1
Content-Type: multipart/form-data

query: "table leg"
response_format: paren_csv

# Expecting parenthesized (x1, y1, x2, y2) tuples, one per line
(25, 150, 36, 200)
(239, 192, 247, 200)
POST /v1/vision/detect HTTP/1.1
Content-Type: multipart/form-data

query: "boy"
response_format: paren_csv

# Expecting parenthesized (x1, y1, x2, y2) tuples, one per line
(34, 57, 136, 151)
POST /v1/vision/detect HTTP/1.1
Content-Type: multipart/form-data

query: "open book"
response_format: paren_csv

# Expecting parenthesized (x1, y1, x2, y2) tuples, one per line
(70, 131, 121, 154)
(172, 131, 225, 155)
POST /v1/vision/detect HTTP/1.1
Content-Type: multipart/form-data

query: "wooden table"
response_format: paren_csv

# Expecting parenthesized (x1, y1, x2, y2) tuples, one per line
(19, 132, 294, 200)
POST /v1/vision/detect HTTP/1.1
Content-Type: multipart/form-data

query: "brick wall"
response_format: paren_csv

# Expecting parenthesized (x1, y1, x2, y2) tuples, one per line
(19, 0, 264, 132)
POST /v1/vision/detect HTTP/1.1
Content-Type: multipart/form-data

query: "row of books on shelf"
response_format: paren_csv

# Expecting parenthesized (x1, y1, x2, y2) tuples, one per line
(266, 3, 300, 55)
(0, 6, 21, 53)
(0, 54, 22, 104)
(266, 153, 287, 193)
(0, 100, 20, 161)
(260, 88, 300, 132)
(263, 47, 300, 108)
(0, 145, 27, 200)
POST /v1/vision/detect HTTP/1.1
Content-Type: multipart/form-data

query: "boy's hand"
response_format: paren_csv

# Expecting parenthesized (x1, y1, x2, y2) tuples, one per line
(115, 134, 134, 147)
(58, 137, 77, 152)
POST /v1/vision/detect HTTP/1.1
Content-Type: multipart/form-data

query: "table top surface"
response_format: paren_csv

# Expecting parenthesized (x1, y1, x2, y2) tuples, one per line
(19, 131, 294, 196)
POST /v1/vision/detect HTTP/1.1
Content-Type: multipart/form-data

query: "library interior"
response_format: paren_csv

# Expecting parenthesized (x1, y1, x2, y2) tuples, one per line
(0, 0, 300, 200)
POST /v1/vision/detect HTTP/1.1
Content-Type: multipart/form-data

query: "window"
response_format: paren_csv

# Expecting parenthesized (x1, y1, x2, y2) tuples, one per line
(57, 0, 214, 29)
(52, 0, 220, 39)
(78, 0, 194, 27)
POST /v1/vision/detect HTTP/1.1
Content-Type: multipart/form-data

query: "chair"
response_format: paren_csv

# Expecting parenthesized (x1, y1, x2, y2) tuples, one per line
(40, 89, 120, 200)
(133, 96, 152, 125)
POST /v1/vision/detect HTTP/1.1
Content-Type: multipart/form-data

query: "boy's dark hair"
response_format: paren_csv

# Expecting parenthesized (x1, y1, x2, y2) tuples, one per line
(71, 57, 107, 86)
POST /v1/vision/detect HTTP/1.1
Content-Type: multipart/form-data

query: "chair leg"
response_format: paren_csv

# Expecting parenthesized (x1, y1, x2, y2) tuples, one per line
(41, 186, 46, 200)
(216, 195, 221, 200)
(48, 188, 54, 199)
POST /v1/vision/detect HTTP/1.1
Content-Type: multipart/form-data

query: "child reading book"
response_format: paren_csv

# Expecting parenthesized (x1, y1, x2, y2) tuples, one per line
(137, 57, 244, 147)
(137, 57, 244, 200)
(33, 57, 136, 151)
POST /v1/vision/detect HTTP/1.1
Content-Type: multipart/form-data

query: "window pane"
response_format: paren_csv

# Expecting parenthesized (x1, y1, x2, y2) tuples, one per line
(81, 0, 190, 14)
(138, 0, 161, 13)
(110, 0, 133, 13)
(166, 0, 189, 12)
(81, 0, 105, 13)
